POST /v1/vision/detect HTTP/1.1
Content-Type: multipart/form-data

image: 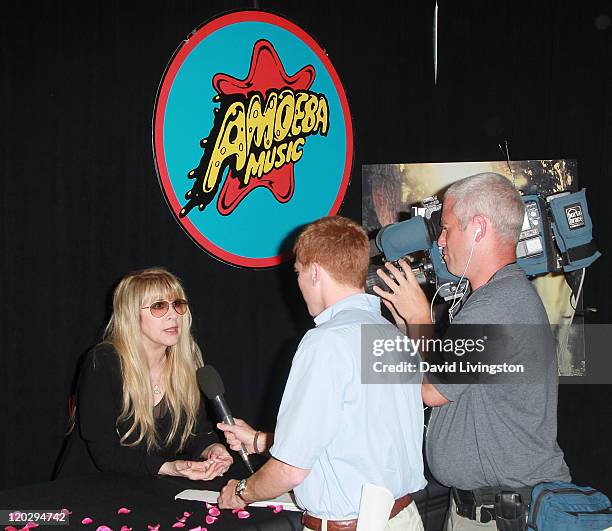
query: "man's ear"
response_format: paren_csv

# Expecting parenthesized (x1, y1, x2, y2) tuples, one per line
(472, 215, 487, 241)
(311, 262, 320, 284)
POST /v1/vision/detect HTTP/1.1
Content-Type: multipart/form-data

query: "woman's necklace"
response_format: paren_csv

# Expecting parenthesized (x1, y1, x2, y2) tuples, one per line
(151, 372, 163, 394)
(150, 357, 166, 395)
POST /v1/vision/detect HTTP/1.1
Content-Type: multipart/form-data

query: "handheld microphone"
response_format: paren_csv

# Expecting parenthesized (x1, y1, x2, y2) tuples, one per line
(196, 365, 254, 475)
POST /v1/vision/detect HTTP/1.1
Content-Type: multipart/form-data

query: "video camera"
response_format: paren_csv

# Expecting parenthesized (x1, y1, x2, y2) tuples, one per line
(366, 189, 600, 302)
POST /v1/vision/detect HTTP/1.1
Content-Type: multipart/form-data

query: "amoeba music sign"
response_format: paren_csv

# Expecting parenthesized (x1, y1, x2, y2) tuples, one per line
(153, 11, 353, 267)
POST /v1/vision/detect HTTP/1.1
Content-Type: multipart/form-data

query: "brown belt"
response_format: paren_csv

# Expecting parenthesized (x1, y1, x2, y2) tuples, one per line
(302, 493, 413, 531)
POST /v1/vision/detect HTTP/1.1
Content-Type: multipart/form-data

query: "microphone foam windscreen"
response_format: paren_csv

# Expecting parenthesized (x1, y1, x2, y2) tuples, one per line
(197, 365, 225, 399)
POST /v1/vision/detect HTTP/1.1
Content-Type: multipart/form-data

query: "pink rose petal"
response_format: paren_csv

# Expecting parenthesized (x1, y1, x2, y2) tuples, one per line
(120, 527, 132, 531)
(178, 518, 186, 523)
(148, 525, 160, 531)
(183, 512, 191, 518)
(5, 527, 18, 531)
(204, 516, 217, 525)
(237, 510, 250, 519)
(171, 524, 185, 528)
(231, 509, 240, 514)
(117, 507, 131, 515)
(189, 527, 203, 531)
(207, 507, 220, 517)
(81, 518, 93, 525)
(96, 527, 112, 531)
(273, 505, 284, 513)
(205, 502, 213, 509)
(61, 509, 73, 515)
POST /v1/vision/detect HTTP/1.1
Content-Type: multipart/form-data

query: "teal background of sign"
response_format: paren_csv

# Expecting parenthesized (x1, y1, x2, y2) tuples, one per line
(163, 21, 348, 259)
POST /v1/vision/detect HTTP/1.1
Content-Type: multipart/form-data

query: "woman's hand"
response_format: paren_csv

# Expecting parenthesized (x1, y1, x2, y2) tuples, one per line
(158, 444, 232, 480)
(217, 418, 257, 454)
(201, 442, 233, 478)
(159, 459, 218, 480)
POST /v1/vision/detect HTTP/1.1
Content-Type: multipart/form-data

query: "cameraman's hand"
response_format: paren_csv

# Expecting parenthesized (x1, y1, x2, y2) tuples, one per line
(373, 259, 432, 327)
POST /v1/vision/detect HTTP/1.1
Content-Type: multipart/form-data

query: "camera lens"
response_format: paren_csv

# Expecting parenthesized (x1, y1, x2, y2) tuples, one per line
(365, 259, 429, 295)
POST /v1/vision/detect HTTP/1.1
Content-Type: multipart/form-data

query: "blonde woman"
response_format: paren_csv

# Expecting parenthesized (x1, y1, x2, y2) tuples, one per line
(56, 268, 232, 480)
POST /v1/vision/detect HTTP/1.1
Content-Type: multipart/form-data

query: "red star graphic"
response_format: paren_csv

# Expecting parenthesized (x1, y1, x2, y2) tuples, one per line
(212, 40, 315, 215)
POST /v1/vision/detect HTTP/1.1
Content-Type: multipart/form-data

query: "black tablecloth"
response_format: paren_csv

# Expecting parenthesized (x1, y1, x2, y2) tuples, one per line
(0, 470, 302, 530)
(0, 468, 449, 531)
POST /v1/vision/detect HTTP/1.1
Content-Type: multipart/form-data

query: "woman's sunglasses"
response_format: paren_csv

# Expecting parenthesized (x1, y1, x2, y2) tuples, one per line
(141, 299, 189, 318)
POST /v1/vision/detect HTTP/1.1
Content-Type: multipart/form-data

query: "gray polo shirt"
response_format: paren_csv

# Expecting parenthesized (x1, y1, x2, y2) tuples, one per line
(426, 263, 571, 490)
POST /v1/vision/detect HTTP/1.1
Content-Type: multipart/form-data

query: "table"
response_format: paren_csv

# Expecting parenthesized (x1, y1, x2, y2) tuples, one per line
(0, 471, 302, 530)
(0, 468, 449, 531)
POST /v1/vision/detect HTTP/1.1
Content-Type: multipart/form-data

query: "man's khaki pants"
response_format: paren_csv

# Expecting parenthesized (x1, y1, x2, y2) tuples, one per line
(303, 501, 424, 531)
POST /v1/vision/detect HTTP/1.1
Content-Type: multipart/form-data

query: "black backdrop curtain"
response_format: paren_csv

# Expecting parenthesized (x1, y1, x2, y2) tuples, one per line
(1, 0, 610, 493)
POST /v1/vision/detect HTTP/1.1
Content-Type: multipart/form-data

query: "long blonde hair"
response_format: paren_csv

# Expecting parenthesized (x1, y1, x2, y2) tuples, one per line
(104, 268, 203, 453)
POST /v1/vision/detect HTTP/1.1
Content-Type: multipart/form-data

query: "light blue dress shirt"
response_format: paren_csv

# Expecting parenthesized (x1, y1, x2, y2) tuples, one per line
(269, 293, 426, 519)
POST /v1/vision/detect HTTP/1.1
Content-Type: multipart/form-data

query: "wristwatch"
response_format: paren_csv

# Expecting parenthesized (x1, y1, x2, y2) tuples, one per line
(235, 478, 248, 501)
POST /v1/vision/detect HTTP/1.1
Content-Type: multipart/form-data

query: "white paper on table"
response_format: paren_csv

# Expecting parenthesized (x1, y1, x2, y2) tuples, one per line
(356, 483, 394, 531)
(175, 489, 302, 512)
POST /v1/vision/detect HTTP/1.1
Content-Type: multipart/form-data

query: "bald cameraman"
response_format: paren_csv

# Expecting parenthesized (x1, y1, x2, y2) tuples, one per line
(374, 173, 570, 531)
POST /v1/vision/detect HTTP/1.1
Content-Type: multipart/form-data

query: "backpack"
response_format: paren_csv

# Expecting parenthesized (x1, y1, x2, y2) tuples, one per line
(527, 481, 612, 531)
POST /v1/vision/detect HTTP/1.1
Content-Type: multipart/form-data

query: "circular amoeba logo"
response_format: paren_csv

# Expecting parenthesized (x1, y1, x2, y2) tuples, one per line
(153, 11, 353, 268)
